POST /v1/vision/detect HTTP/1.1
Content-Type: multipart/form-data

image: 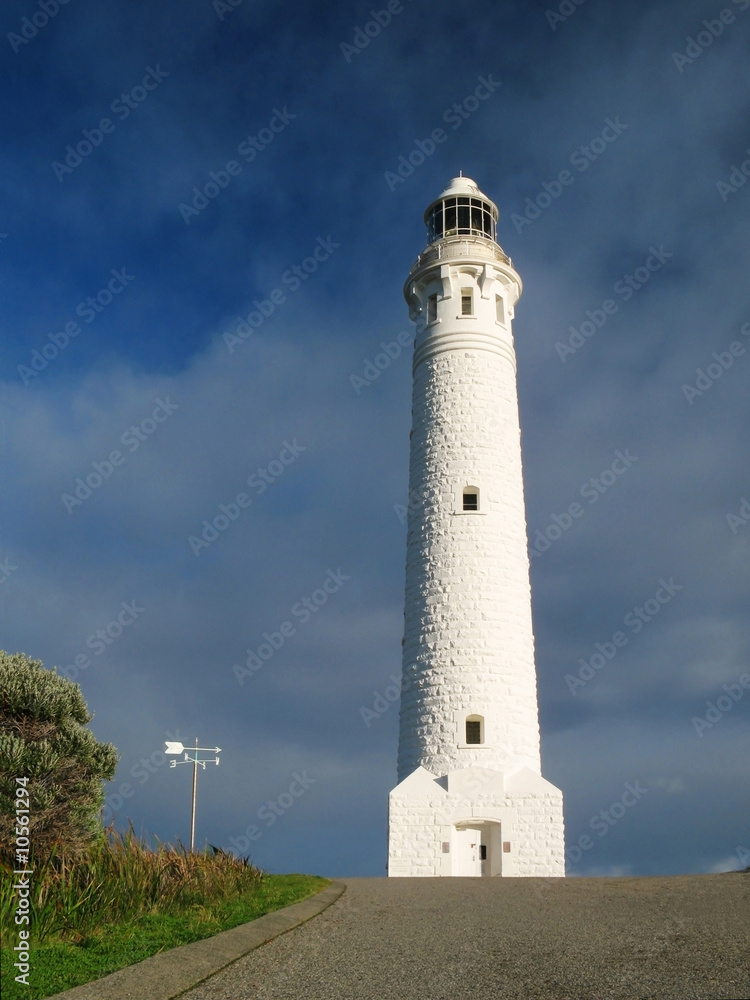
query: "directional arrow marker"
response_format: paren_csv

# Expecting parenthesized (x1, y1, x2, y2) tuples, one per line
(165, 742, 222, 754)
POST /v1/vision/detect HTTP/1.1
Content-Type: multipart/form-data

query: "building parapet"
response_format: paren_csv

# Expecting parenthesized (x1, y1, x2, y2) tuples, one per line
(409, 236, 511, 279)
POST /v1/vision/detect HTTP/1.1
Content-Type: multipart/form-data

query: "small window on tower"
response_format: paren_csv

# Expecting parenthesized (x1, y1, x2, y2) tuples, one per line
(496, 294, 505, 325)
(461, 288, 473, 316)
(465, 716, 484, 744)
(427, 294, 438, 323)
(463, 488, 479, 511)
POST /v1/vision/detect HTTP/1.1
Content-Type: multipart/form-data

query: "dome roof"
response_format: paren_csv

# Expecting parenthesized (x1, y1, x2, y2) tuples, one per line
(438, 176, 482, 198)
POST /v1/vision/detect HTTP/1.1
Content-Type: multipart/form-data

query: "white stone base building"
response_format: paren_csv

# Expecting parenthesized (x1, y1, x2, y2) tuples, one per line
(389, 766, 564, 877)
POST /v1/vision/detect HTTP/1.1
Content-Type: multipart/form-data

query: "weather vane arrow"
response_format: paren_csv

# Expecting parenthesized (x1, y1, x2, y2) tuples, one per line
(165, 741, 221, 754)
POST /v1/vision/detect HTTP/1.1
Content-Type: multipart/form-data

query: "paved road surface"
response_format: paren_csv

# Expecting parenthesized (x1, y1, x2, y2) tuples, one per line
(181, 874, 749, 1000)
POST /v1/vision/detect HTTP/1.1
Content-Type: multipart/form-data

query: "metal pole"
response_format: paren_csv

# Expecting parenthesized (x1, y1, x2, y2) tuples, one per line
(190, 738, 198, 852)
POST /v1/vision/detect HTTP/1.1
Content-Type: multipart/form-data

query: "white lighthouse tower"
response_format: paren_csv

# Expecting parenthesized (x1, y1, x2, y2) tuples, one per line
(388, 176, 565, 877)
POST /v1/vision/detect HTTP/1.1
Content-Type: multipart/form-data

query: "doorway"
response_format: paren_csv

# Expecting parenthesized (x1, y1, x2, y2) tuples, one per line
(454, 822, 497, 876)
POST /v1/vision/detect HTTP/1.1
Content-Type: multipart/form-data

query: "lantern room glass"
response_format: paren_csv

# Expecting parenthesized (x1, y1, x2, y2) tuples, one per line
(427, 196, 496, 243)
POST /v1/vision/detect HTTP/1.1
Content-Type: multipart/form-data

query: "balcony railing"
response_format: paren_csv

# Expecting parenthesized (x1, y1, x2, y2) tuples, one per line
(408, 235, 511, 278)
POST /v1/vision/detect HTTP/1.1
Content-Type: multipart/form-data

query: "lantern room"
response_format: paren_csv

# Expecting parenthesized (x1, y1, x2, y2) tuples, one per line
(423, 175, 499, 245)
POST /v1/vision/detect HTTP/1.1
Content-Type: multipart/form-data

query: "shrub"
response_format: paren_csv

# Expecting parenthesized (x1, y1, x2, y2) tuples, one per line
(0, 651, 118, 863)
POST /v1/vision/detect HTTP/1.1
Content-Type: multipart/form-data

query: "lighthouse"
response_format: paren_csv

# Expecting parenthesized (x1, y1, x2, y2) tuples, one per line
(388, 176, 565, 877)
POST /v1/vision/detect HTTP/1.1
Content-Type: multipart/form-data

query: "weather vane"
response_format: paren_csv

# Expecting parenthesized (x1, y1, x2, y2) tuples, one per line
(165, 738, 222, 852)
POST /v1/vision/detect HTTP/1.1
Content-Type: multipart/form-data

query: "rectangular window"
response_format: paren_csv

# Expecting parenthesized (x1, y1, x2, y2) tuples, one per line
(430, 204, 443, 241)
(444, 202, 457, 234)
(466, 720, 481, 744)
(427, 294, 437, 323)
(461, 288, 473, 316)
(463, 493, 478, 511)
(483, 207, 494, 239)
(457, 198, 470, 232)
(470, 204, 483, 233)
(496, 294, 505, 325)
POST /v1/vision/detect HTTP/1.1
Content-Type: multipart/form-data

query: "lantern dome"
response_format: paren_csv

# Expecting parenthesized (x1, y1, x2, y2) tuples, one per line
(423, 175, 499, 245)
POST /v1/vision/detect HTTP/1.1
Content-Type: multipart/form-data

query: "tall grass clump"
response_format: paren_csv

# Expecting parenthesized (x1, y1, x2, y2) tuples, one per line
(0, 824, 264, 944)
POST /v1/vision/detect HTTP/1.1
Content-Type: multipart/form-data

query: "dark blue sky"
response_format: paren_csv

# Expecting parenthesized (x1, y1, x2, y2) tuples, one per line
(2, 0, 749, 877)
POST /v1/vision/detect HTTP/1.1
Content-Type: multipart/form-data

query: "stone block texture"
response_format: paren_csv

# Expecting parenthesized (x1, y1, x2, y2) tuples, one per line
(398, 253, 541, 783)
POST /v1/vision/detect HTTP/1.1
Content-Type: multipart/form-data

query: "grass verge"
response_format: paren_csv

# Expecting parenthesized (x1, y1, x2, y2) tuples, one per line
(1, 830, 329, 1000)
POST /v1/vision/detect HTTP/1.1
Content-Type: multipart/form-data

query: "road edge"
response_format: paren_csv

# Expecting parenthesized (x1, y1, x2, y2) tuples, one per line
(47, 880, 347, 1000)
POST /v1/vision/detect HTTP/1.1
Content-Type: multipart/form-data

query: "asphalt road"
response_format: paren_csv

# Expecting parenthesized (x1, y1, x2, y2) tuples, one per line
(180, 874, 749, 1000)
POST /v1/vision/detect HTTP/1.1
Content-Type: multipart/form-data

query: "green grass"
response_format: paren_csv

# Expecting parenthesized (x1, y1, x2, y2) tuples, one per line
(1, 830, 329, 1000)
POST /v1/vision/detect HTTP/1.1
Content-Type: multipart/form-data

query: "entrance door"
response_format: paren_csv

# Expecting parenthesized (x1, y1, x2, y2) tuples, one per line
(454, 825, 482, 877)
(454, 823, 494, 877)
